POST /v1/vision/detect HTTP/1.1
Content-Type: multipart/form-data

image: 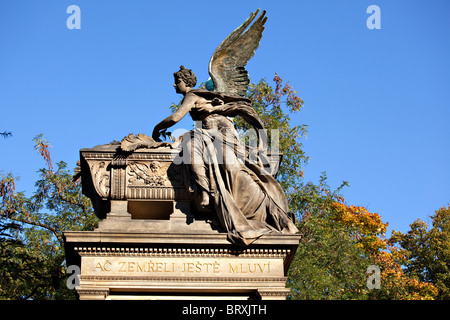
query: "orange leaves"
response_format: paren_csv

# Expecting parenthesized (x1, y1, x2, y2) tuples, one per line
(388, 206, 449, 299)
(33, 134, 53, 172)
(330, 202, 388, 255)
(331, 202, 388, 236)
(372, 247, 439, 300)
(329, 202, 440, 299)
(0, 174, 16, 198)
(273, 73, 304, 112)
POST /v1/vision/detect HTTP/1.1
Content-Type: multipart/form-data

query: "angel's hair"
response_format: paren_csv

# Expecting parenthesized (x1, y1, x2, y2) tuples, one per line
(173, 65, 197, 88)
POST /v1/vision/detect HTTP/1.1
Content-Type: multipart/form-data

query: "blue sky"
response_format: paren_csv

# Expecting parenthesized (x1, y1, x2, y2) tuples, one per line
(1, 0, 449, 235)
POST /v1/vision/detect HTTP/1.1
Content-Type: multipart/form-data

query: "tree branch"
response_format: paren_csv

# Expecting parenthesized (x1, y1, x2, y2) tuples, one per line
(8, 215, 63, 246)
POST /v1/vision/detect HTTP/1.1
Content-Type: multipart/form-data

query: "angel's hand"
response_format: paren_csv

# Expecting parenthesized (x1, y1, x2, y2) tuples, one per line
(160, 129, 174, 142)
(152, 128, 162, 142)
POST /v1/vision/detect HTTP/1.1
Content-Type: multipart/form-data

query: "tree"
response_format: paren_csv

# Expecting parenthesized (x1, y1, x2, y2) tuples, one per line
(368, 243, 438, 300)
(0, 134, 99, 299)
(331, 200, 438, 300)
(389, 206, 449, 299)
(247, 75, 438, 300)
(288, 175, 372, 299)
(236, 74, 308, 192)
(288, 177, 438, 300)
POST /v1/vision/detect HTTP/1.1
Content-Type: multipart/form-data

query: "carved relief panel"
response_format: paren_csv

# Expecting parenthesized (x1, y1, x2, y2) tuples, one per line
(88, 160, 111, 199)
(81, 149, 189, 208)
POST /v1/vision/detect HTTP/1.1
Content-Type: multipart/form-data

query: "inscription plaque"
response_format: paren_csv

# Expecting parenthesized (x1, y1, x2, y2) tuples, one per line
(82, 256, 281, 278)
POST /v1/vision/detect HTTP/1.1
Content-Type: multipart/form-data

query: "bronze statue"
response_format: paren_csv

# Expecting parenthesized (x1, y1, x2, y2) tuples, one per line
(123, 9, 298, 245)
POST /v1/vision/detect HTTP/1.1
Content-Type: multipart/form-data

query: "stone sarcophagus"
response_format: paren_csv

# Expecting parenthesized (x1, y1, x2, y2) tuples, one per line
(79, 142, 282, 223)
(79, 143, 188, 221)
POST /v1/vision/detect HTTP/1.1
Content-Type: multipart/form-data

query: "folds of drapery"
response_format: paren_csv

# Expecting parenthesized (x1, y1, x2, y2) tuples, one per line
(176, 127, 298, 246)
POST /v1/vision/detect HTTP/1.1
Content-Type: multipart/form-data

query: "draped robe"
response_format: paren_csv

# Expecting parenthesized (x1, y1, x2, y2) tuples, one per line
(176, 90, 298, 245)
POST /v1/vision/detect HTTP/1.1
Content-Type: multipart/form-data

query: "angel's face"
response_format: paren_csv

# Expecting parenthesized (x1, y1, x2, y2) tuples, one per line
(174, 78, 188, 95)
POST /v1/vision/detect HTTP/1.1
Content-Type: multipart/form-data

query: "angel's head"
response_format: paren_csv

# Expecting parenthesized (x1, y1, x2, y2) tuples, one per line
(173, 65, 197, 94)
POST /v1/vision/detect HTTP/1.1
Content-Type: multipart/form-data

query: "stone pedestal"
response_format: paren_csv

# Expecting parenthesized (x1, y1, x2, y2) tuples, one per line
(64, 143, 300, 300)
(64, 216, 300, 300)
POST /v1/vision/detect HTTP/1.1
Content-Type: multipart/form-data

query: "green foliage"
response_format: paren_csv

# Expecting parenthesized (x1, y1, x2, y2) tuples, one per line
(0, 134, 99, 299)
(239, 75, 308, 192)
(288, 175, 370, 300)
(389, 205, 450, 299)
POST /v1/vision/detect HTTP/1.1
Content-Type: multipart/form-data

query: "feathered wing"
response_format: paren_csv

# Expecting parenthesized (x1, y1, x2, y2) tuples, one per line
(208, 9, 267, 96)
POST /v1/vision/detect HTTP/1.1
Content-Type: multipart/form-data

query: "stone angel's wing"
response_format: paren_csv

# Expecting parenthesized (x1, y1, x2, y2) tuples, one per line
(208, 9, 267, 96)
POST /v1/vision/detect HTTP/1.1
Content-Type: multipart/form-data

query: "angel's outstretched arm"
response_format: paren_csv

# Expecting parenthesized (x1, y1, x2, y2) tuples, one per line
(152, 93, 197, 141)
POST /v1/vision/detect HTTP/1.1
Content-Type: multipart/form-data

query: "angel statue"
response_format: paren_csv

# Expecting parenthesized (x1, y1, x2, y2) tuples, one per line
(123, 9, 298, 245)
